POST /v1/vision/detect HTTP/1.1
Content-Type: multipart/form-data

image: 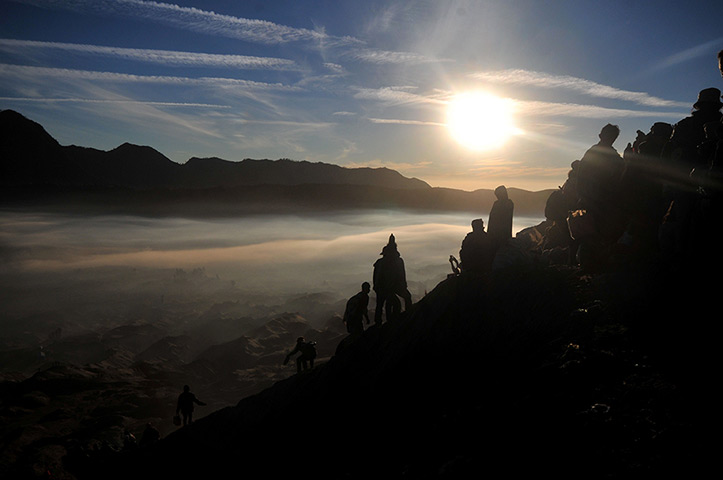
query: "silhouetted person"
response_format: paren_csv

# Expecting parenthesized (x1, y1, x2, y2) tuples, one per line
(660, 88, 723, 258)
(637, 122, 673, 160)
(708, 53, 723, 197)
(139, 422, 160, 448)
(663, 88, 722, 172)
(619, 122, 673, 256)
(459, 219, 495, 275)
(343, 282, 370, 336)
(373, 234, 411, 325)
(575, 123, 626, 245)
(698, 121, 720, 167)
(542, 161, 581, 256)
(176, 385, 206, 426)
(487, 185, 514, 249)
(284, 336, 317, 374)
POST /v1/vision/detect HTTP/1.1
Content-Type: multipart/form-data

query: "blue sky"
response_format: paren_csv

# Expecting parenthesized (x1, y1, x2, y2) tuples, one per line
(1, 0, 721, 191)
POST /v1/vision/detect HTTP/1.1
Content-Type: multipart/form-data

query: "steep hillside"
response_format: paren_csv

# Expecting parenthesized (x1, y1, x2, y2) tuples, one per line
(0, 312, 348, 479)
(69, 242, 717, 479)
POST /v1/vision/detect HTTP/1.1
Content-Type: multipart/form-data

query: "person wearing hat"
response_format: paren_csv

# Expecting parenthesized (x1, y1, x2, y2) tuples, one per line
(372, 234, 411, 325)
(664, 87, 722, 168)
(658, 88, 723, 258)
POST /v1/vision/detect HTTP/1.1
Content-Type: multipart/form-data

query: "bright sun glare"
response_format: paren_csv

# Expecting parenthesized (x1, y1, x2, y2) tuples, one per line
(446, 91, 519, 151)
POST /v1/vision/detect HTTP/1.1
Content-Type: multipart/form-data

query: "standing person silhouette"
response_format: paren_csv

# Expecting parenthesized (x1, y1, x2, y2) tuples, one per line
(487, 185, 514, 250)
(373, 234, 411, 325)
(176, 385, 206, 426)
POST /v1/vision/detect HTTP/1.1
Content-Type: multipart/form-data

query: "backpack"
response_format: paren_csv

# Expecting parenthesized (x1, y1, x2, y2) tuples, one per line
(567, 209, 597, 241)
(343, 295, 358, 323)
(302, 341, 317, 359)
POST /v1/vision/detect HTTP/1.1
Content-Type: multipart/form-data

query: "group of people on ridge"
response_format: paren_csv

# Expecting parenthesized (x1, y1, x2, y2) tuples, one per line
(341, 185, 515, 338)
(457, 185, 515, 275)
(340, 233, 412, 335)
(146, 51, 723, 451)
(543, 51, 723, 271)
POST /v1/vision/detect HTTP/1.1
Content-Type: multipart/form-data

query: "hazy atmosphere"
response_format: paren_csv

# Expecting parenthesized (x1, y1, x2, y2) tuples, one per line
(1, 209, 543, 323)
(2, 0, 721, 191)
(1, 1, 721, 478)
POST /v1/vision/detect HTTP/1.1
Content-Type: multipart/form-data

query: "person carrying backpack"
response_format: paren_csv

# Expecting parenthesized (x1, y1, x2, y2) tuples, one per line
(284, 336, 317, 374)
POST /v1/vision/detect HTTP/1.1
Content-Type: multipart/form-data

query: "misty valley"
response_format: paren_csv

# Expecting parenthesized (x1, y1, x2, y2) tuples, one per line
(0, 208, 542, 470)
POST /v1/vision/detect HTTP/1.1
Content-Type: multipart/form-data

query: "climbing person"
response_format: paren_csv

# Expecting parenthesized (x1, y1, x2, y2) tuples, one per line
(284, 336, 317, 374)
(176, 385, 207, 426)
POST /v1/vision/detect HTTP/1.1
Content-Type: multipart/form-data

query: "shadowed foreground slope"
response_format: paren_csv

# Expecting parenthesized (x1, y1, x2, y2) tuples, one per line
(69, 254, 716, 479)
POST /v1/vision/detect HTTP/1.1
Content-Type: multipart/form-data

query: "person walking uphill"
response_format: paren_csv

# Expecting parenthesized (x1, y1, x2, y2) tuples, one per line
(343, 281, 370, 336)
(373, 234, 412, 325)
(176, 385, 206, 426)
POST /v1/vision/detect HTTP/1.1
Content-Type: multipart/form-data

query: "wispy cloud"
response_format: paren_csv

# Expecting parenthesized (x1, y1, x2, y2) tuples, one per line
(13, 0, 329, 45)
(353, 86, 447, 106)
(470, 69, 690, 108)
(0, 38, 300, 70)
(60, 82, 229, 139)
(350, 48, 450, 65)
(0, 64, 300, 90)
(0, 96, 229, 108)
(516, 99, 688, 119)
(234, 118, 334, 129)
(648, 37, 723, 72)
(368, 117, 445, 127)
(11, 0, 440, 67)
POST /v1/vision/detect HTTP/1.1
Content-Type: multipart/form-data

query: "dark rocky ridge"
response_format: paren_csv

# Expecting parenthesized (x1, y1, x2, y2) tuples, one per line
(67, 240, 718, 479)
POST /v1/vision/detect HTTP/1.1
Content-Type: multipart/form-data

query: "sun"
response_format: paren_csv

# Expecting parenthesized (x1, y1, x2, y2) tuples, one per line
(446, 91, 519, 151)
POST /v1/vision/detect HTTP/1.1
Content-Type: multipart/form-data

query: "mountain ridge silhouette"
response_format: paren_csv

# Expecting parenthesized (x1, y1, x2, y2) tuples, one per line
(0, 109, 552, 215)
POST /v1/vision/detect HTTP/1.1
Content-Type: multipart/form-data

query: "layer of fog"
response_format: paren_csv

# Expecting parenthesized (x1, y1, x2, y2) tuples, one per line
(0, 210, 543, 346)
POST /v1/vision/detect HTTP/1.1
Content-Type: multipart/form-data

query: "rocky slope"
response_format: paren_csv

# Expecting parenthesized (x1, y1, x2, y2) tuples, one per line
(66, 233, 718, 479)
(0, 310, 348, 480)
